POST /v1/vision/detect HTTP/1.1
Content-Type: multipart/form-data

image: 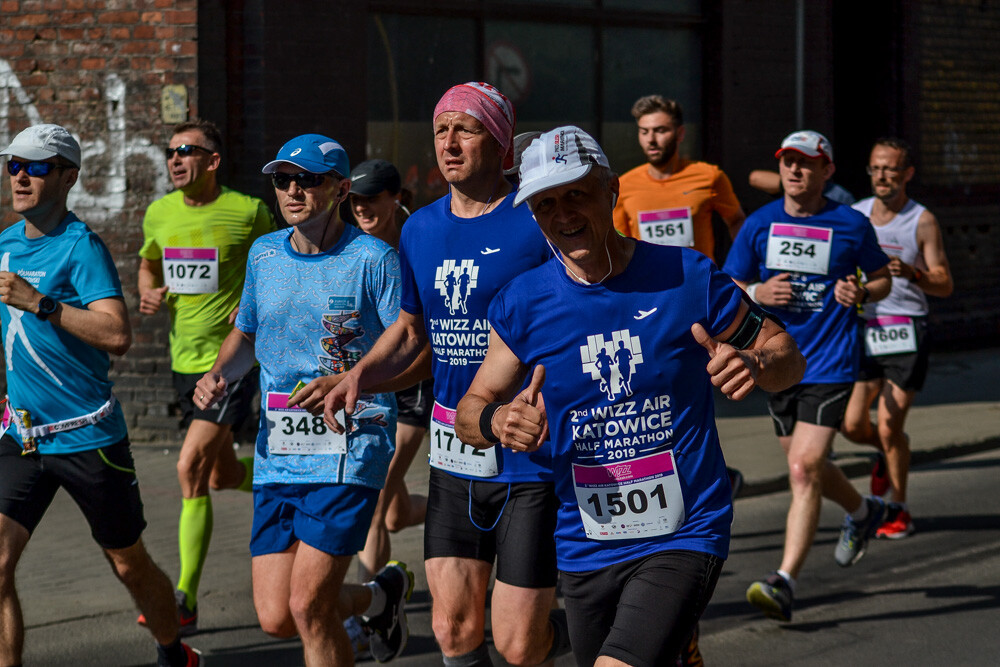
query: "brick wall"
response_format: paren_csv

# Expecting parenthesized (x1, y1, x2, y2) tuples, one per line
(0, 0, 199, 444)
(915, 0, 1000, 344)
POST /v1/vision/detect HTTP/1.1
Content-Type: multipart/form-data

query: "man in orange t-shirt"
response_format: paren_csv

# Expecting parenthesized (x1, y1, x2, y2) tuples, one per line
(614, 95, 745, 264)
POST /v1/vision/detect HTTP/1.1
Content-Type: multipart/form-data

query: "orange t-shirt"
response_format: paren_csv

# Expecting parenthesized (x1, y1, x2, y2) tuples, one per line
(613, 159, 742, 260)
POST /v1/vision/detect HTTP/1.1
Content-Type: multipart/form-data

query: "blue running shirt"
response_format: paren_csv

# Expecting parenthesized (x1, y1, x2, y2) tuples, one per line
(490, 243, 742, 571)
(236, 224, 400, 487)
(0, 213, 127, 454)
(723, 199, 890, 383)
(399, 191, 552, 482)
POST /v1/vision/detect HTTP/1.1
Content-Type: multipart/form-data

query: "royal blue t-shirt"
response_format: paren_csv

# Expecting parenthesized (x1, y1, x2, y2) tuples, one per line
(236, 224, 400, 488)
(0, 213, 127, 454)
(723, 199, 890, 383)
(489, 243, 743, 571)
(399, 191, 552, 482)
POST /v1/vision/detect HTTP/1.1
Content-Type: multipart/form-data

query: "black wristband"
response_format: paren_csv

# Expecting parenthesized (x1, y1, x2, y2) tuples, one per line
(860, 284, 870, 304)
(479, 402, 503, 443)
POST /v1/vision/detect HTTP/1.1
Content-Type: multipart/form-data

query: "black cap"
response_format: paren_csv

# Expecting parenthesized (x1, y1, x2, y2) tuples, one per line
(350, 159, 401, 197)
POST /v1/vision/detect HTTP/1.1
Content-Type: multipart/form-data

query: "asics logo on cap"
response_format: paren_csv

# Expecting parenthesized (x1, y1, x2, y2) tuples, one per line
(290, 148, 302, 156)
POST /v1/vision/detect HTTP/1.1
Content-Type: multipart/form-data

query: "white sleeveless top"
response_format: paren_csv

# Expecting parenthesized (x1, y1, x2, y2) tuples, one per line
(853, 197, 929, 317)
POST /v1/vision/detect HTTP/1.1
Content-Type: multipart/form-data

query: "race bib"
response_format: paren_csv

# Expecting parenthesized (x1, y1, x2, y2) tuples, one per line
(765, 223, 832, 275)
(572, 450, 685, 541)
(266, 392, 346, 455)
(637, 207, 694, 247)
(163, 247, 219, 294)
(428, 402, 500, 478)
(865, 316, 917, 356)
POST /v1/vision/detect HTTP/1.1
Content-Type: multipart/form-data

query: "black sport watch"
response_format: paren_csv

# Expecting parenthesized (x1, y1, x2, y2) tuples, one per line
(36, 296, 57, 321)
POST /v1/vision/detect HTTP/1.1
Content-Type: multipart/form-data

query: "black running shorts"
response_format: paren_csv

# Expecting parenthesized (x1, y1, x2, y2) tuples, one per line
(0, 434, 147, 549)
(173, 366, 259, 429)
(395, 377, 434, 428)
(560, 549, 724, 667)
(423, 467, 558, 588)
(857, 317, 930, 392)
(767, 382, 853, 436)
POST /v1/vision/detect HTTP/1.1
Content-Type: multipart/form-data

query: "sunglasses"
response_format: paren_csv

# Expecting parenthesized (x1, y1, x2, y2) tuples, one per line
(271, 171, 328, 191)
(165, 144, 213, 159)
(6, 160, 69, 177)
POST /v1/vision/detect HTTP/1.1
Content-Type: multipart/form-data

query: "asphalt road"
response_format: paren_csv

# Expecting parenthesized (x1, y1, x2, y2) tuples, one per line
(20, 448, 1000, 665)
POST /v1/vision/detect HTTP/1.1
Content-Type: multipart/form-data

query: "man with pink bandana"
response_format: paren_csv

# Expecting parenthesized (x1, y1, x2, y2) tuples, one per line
(326, 83, 569, 666)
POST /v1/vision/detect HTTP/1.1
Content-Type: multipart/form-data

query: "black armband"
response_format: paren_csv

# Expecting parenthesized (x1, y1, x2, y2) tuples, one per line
(479, 402, 503, 443)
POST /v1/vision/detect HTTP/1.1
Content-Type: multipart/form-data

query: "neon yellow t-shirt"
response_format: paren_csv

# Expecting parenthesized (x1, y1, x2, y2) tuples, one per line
(139, 187, 275, 373)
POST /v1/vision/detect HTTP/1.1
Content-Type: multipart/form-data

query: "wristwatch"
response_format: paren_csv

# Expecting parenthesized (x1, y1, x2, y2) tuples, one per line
(910, 268, 924, 283)
(36, 296, 57, 321)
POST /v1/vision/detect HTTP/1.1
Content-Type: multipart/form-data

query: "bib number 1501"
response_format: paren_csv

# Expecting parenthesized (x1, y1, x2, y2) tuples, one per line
(586, 485, 668, 517)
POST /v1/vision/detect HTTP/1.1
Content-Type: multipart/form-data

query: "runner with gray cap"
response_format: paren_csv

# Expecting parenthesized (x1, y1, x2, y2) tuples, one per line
(0, 123, 203, 666)
(346, 158, 431, 656)
(454, 125, 804, 666)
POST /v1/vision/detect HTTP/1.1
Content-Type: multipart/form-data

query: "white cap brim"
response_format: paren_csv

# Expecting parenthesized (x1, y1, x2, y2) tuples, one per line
(513, 163, 593, 207)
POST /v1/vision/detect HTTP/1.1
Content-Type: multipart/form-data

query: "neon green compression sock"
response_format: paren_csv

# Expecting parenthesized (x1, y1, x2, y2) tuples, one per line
(177, 495, 213, 609)
(236, 455, 254, 493)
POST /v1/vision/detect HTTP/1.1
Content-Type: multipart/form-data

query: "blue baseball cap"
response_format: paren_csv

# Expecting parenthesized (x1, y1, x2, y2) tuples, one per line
(262, 134, 350, 177)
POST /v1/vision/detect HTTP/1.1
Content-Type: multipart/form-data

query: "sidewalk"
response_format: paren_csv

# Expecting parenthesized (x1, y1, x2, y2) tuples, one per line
(16, 347, 1000, 665)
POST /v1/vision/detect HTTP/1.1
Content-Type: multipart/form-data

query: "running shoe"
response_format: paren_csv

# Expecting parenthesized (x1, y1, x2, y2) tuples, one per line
(180, 643, 203, 667)
(746, 571, 794, 622)
(362, 561, 414, 663)
(834, 496, 887, 567)
(870, 452, 890, 497)
(876, 509, 914, 539)
(138, 590, 198, 637)
(344, 615, 372, 659)
(727, 467, 744, 501)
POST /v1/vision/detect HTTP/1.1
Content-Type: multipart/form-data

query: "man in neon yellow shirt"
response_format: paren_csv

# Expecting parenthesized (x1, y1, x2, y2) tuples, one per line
(138, 119, 275, 635)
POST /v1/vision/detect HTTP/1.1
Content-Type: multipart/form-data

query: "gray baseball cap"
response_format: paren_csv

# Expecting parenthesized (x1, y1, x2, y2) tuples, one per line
(1, 124, 81, 168)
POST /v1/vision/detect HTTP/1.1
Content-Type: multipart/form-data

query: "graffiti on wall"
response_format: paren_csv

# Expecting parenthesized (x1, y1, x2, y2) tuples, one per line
(0, 59, 168, 220)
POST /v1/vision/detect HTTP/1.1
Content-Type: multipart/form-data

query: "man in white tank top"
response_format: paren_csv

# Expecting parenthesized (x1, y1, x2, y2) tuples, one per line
(842, 138, 954, 538)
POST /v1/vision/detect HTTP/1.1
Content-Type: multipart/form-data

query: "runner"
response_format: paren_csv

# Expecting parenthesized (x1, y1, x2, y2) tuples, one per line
(138, 119, 275, 634)
(454, 126, 804, 665)
(841, 138, 954, 538)
(0, 124, 202, 666)
(613, 95, 745, 262)
(325, 83, 571, 666)
(194, 134, 411, 664)
(723, 130, 896, 622)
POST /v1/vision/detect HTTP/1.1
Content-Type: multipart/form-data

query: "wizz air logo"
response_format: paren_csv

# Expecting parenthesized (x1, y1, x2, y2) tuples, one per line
(434, 259, 479, 316)
(580, 329, 643, 401)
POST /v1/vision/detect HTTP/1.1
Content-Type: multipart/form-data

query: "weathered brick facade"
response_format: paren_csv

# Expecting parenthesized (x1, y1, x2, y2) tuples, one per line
(0, 0, 199, 443)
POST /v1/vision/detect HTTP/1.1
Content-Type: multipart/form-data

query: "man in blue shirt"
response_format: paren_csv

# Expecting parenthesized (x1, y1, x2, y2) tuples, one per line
(194, 134, 413, 664)
(453, 126, 804, 666)
(0, 124, 202, 666)
(724, 130, 895, 622)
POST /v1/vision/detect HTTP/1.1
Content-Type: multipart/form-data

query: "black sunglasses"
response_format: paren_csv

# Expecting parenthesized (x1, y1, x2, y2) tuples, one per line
(6, 160, 69, 177)
(271, 171, 328, 191)
(165, 144, 214, 159)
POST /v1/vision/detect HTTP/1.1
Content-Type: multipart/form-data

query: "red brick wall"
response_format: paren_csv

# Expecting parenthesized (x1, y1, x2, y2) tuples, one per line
(0, 0, 199, 443)
(915, 0, 1000, 343)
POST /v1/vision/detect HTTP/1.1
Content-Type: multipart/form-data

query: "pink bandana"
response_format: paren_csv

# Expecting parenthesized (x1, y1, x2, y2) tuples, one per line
(433, 82, 516, 170)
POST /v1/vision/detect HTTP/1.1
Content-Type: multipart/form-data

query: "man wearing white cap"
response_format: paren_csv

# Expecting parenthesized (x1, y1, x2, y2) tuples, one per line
(0, 124, 202, 666)
(454, 126, 804, 666)
(325, 83, 569, 666)
(723, 130, 896, 622)
(194, 134, 413, 664)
